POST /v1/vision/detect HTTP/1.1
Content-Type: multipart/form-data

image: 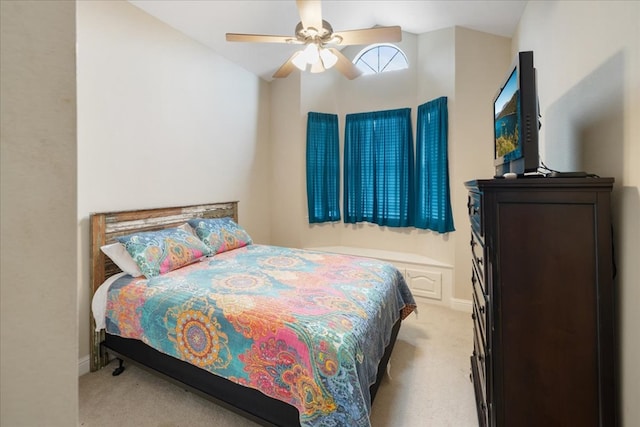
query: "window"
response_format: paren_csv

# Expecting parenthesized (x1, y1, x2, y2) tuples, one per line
(306, 99, 453, 233)
(353, 43, 409, 75)
(344, 108, 414, 227)
(306, 112, 340, 223)
(414, 97, 454, 232)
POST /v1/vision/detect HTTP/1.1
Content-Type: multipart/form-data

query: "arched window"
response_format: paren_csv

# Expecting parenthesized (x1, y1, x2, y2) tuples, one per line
(353, 43, 409, 75)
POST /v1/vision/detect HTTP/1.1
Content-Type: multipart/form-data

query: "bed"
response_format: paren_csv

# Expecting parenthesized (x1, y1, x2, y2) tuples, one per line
(89, 201, 416, 427)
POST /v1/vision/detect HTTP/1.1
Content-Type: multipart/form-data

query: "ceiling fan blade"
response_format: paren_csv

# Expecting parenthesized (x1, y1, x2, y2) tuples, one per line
(272, 51, 303, 78)
(296, 0, 323, 31)
(328, 48, 362, 80)
(333, 26, 402, 46)
(226, 33, 297, 44)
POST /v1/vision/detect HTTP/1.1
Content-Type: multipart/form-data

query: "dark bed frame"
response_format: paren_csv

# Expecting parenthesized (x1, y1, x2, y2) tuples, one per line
(90, 201, 403, 427)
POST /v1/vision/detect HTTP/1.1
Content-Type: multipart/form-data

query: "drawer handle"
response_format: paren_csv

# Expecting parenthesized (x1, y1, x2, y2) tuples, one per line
(471, 274, 476, 284)
(477, 258, 483, 266)
(467, 198, 480, 216)
(471, 312, 476, 320)
(480, 305, 485, 314)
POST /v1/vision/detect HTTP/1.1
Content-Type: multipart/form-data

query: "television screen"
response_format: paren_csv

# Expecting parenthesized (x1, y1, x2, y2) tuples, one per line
(494, 69, 521, 162)
(493, 51, 539, 177)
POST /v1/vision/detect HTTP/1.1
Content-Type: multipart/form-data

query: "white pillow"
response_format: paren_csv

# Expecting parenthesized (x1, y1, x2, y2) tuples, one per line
(100, 242, 143, 277)
(178, 222, 197, 236)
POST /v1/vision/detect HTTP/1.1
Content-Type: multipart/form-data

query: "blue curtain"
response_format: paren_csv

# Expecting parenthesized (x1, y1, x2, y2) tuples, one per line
(344, 108, 414, 227)
(414, 97, 455, 232)
(306, 112, 340, 223)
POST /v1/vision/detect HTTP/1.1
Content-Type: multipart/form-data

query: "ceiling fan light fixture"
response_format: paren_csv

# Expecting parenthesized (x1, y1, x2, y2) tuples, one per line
(291, 51, 308, 71)
(319, 47, 337, 69)
(228, 0, 401, 79)
(310, 60, 326, 74)
(303, 43, 320, 65)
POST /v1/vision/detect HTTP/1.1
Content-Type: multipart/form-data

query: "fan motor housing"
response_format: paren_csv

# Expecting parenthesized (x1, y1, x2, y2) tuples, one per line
(295, 20, 337, 44)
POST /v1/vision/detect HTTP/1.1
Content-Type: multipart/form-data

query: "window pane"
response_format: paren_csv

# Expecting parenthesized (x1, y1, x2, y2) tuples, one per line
(377, 46, 398, 71)
(344, 108, 414, 227)
(353, 44, 408, 75)
(414, 97, 455, 233)
(306, 112, 340, 223)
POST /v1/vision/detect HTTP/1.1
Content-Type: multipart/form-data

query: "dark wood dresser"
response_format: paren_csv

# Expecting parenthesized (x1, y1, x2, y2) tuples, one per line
(465, 178, 616, 427)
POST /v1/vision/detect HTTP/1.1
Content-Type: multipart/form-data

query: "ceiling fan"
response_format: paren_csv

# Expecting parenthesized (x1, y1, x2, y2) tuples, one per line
(225, 0, 402, 80)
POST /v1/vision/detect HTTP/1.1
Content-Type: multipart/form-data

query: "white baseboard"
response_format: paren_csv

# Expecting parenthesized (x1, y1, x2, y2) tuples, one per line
(450, 298, 473, 313)
(78, 355, 90, 376)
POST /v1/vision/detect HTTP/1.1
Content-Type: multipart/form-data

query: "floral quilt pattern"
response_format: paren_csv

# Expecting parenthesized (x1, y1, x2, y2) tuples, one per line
(105, 245, 416, 426)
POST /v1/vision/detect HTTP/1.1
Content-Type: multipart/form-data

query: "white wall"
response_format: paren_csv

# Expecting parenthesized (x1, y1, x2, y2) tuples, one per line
(515, 1, 640, 424)
(0, 1, 78, 425)
(269, 73, 307, 249)
(451, 28, 511, 302)
(77, 0, 271, 366)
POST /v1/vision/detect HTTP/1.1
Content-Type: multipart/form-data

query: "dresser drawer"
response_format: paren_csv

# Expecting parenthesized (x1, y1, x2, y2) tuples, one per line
(472, 275, 488, 343)
(473, 306, 487, 382)
(470, 231, 485, 285)
(467, 191, 483, 237)
(471, 251, 486, 296)
(471, 352, 488, 427)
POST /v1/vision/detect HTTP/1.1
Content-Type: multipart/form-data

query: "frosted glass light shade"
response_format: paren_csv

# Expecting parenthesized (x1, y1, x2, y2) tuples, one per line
(303, 43, 320, 65)
(292, 44, 337, 73)
(319, 48, 337, 69)
(310, 61, 325, 73)
(292, 51, 308, 71)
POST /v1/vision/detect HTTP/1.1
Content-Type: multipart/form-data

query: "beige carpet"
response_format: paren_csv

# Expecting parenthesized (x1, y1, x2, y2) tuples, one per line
(79, 300, 477, 426)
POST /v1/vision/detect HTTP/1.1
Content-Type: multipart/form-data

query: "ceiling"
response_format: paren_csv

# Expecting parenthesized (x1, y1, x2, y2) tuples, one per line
(129, 0, 528, 81)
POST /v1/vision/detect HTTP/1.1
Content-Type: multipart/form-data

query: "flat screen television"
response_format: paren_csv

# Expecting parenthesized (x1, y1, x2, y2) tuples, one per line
(493, 51, 539, 176)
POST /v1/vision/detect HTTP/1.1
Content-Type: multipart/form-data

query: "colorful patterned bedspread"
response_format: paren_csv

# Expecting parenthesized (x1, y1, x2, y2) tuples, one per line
(105, 245, 416, 426)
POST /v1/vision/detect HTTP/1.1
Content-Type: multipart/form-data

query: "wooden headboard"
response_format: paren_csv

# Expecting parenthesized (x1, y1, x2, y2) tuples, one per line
(89, 201, 238, 371)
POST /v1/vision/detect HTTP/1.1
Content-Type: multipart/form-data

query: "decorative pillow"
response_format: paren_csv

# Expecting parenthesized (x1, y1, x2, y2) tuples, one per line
(187, 217, 252, 255)
(100, 243, 143, 277)
(116, 227, 212, 278)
